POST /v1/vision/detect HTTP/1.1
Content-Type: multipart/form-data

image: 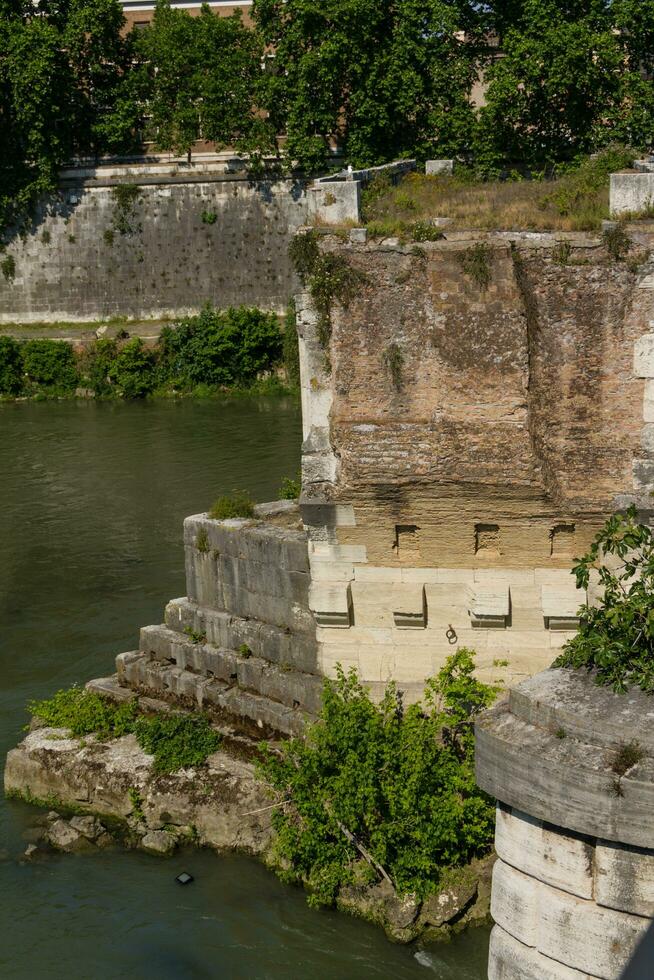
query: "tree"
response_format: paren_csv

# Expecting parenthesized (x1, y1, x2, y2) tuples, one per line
(253, 0, 479, 173)
(0, 0, 137, 231)
(476, 0, 654, 173)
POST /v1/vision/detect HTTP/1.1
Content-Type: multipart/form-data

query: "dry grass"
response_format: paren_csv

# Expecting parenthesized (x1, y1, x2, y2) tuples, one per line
(363, 171, 612, 233)
(362, 149, 641, 234)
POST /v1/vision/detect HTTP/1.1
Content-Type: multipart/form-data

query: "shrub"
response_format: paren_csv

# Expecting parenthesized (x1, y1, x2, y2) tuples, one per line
(201, 210, 218, 224)
(279, 475, 301, 499)
(0, 336, 23, 395)
(81, 337, 118, 396)
(258, 649, 497, 907)
(283, 300, 300, 387)
(158, 305, 282, 390)
(27, 687, 220, 773)
(457, 243, 492, 290)
(108, 337, 155, 398)
(209, 490, 255, 520)
(553, 506, 654, 693)
(21, 339, 79, 393)
(133, 712, 221, 774)
(411, 221, 443, 242)
(603, 224, 632, 261)
(1, 255, 16, 282)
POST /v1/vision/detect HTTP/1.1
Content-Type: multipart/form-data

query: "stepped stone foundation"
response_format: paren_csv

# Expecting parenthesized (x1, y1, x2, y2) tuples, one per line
(95, 500, 320, 737)
(476, 668, 654, 979)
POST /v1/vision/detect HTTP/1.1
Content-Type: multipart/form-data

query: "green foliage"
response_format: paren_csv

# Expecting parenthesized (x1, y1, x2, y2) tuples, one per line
(209, 490, 255, 520)
(258, 649, 497, 907)
(184, 626, 207, 644)
(133, 712, 221, 774)
(283, 300, 300, 388)
(196, 527, 209, 553)
(110, 183, 142, 236)
(0, 0, 140, 233)
(157, 305, 282, 390)
(382, 343, 404, 391)
(134, 0, 266, 162)
(457, 243, 492, 290)
(539, 147, 635, 222)
(1, 255, 16, 281)
(21, 339, 79, 394)
(554, 506, 654, 693)
(551, 241, 572, 265)
(28, 686, 139, 740)
(201, 210, 218, 225)
(0, 336, 23, 395)
(279, 475, 301, 500)
(289, 230, 364, 352)
(411, 221, 444, 243)
(128, 787, 145, 823)
(476, 3, 654, 173)
(107, 337, 155, 398)
(238, 643, 252, 658)
(26, 686, 220, 773)
(253, 0, 478, 172)
(603, 224, 632, 261)
(81, 337, 118, 396)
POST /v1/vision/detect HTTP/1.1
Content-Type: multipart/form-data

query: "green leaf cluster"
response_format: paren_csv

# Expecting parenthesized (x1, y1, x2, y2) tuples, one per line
(209, 490, 256, 520)
(258, 649, 497, 907)
(554, 506, 654, 693)
(0, 306, 285, 400)
(27, 686, 221, 773)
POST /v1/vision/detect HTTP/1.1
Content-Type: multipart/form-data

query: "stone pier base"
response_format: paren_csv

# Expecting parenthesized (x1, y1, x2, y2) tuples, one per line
(476, 669, 654, 979)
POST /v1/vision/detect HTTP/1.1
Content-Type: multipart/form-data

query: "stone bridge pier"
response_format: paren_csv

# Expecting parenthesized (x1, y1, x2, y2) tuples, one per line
(476, 668, 654, 979)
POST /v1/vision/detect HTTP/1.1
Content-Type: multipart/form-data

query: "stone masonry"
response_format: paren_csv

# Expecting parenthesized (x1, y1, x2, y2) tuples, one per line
(91, 501, 321, 737)
(476, 668, 654, 978)
(296, 230, 654, 695)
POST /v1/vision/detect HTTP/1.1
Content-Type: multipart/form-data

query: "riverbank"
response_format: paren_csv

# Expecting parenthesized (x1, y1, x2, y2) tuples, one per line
(6, 695, 494, 946)
(0, 304, 299, 401)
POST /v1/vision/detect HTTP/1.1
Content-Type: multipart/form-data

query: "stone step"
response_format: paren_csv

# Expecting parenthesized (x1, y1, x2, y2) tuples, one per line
(164, 597, 319, 675)
(114, 651, 307, 736)
(137, 623, 323, 717)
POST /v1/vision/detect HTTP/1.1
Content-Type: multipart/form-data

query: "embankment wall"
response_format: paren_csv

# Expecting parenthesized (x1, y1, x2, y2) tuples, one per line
(0, 174, 309, 323)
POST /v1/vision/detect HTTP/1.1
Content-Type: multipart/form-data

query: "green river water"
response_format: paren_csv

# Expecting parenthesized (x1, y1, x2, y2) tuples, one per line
(0, 398, 490, 979)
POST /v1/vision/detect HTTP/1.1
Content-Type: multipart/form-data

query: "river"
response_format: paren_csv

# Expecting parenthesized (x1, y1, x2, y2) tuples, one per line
(0, 398, 490, 979)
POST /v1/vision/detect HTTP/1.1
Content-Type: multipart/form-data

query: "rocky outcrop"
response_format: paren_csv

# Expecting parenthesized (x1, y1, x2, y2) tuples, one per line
(5, 723, 274, 858)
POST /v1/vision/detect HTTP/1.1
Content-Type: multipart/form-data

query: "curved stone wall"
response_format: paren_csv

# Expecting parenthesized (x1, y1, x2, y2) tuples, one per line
(476, 668, 654, 979)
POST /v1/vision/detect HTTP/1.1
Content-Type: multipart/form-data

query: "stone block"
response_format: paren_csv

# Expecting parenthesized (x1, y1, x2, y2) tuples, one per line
(300, 499, 356, 528)
(642, 423, 654, 456)
(643, 381, 654, 422)
(488, 927, 591, 980)
(633, 458, 654, 492)
(349, 227, 368, 244)
(349, 581, 394, 628)
(534, 568, 577, 586)
(309, 582, 352, 628)
(490, 859, 539, 947)
(634, 334, 654, 378)
(424, 584, 473, 629)
(596, 840, 654, 917)
(311, 542, 368, 563)
(399, 568, 444, 584)
(308, 560, 355, 582)
(353, 566, 403, 583)
(471, 587, 509, 628)
(537, 874, 647, 977)
(425, 160, 454, 176)
(542, 584, 584, 629)
(474, 568, 536, 586)
(509, 586, 545, 630)
(495, 805, 594, 900)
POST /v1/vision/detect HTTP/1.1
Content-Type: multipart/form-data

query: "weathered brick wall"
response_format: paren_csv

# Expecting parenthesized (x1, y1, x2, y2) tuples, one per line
(297, 232, 654, 690)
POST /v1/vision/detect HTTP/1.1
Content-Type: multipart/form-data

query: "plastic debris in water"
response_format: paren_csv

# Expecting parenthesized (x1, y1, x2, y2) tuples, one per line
(175, 872, 193, 885)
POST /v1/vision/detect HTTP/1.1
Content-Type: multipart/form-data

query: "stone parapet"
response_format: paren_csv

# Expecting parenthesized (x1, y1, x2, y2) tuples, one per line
(477, 668, 654, 978)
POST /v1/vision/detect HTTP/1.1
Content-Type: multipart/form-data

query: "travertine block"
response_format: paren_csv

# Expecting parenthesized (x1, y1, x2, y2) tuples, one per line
(596, 840, 654, 917)
(534, 568, 577, 585)
(424, 584, 473, 629)
(353, 566, 403, 583)
(537, 875, 647, 977)
(643, 380, 654, 422)
(510, 586, 545, 629)
(488, 927, 594, 980)
(311, 542, 368, 563)
(309, 560, 355, 582)
(495, 805, 594, 899)
(634, 333, 654, 377)
(490, 860, 539, 947)
(309, 582, 352, 627)
(474, 568, 536, 586)
(471, 587, 509, 628)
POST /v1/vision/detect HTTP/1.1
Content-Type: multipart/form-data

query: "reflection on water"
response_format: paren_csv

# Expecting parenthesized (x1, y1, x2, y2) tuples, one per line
(0, 399, 489, 979)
